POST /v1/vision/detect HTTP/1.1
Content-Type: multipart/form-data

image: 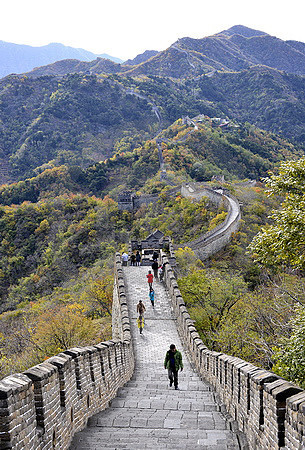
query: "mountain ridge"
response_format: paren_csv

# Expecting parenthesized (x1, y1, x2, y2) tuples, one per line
(0, 40, 122, 78)
(22, 25, 305, 80)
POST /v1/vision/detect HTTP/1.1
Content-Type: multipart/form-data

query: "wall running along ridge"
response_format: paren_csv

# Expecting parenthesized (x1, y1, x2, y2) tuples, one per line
(0, 253, 134, 450)
(180, 183, 241, 260)
(1, 226, 305, 447)
(161, 252, 305, 449)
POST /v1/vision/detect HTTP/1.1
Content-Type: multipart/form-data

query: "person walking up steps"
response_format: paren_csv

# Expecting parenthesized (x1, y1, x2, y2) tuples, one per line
(149, 287, 155, 308)
(146, 270, 153, 288)
(164, 344, 183, 390)
(136, 300, 146, 316)
(137, 315, 144, 334)
(151, 259, 158, 280)
(159, 264, 164, 282)
(136, 301, 145, 334)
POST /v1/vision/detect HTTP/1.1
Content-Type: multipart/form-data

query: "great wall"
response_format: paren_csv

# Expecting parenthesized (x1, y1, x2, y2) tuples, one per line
(1, 184, 305, 449)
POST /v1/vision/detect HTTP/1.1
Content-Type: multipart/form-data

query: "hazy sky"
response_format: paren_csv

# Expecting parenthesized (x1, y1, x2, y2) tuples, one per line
(2, 0, 304, 60)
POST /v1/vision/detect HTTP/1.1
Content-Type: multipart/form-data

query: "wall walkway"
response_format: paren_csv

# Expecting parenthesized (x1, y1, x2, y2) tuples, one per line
(70, 266, 244, 449)
(1, 252, 305, 448)
(181, 183, 241, 260)
(160, 253, 305, 449)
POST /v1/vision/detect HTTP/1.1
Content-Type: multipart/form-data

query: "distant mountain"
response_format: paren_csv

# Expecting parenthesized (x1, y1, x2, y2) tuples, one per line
(27, 50, 161, 78)
(220, 25, 267, 38)
(27, 58, 122, 78)
(124, 50, 159, 66)
(97, 53, 122, 64)
(1, 64, 305, 182)
(0, 41, 122, 78)
(21, 26, 305, 80)
(124, 25, 305, 77)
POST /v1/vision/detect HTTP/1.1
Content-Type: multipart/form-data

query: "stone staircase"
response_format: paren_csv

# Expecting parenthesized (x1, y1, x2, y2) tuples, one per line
(70, 266, 242, 449)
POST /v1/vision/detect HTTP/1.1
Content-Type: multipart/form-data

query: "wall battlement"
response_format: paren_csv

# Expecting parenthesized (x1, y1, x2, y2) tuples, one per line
(181, 183, 241, 260)
(0, 253, 134, 450)
(161, 253, 305, 449)
(2, 250, 305, 449)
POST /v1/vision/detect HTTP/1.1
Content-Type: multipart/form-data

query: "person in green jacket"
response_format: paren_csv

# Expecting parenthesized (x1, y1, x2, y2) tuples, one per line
(164, 344, 183, 390)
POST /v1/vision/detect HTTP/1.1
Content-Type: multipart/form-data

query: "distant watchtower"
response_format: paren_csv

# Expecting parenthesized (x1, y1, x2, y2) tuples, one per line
(118, 191, 137, 211)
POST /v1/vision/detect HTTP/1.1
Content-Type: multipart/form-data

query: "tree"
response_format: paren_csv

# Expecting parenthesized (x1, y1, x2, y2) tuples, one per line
(32, 305, 101, 358)
(178, 268, 247, 349)
(249, 158, 305, 271)
(273, 305, 305, 388)
(80, 275, 113, 318)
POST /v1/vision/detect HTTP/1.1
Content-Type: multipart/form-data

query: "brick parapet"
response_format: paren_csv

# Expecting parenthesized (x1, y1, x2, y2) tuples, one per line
(161, 253, 305, 449)
(0, 252, 134, 449)
(180, 183, 241, 260)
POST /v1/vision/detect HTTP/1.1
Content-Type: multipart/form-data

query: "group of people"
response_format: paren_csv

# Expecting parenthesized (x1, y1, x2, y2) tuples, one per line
(121, 251, 164, 281)
(121, 251, 141, 266)
(124, 251, 182, 389)
(137, 271, 183, 390)
(136, 269, 155, 335)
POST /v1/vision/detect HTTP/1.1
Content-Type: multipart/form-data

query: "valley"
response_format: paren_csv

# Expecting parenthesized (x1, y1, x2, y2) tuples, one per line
(0, 24, 304, 395)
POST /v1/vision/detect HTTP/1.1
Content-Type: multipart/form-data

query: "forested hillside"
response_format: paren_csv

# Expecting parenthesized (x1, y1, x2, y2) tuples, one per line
(1, 70, 304, 185)
(1, 25, 305, 391)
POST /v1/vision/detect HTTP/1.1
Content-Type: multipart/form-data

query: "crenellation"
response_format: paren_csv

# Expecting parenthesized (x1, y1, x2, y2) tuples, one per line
(161, 252, 305, 449)
(0, 252, 134, 449)
(3, 251, 305, 448)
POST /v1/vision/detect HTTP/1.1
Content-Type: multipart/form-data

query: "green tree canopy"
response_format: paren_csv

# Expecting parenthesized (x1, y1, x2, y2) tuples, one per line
(249, 158, 305, 271)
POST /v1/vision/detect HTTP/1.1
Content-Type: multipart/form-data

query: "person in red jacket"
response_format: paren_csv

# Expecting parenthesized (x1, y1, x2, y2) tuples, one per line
(146, 270, 154, 288)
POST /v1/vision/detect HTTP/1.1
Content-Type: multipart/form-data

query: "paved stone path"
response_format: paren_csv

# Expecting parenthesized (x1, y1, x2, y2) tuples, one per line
(70, 267, 241, 449)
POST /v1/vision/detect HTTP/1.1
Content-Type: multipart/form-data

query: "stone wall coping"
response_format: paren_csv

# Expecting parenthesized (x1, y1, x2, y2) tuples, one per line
(198, 343, 208, 351)
(239, 364, 262, 377)
(287, 391, 305, 410)
(63, 347, 93, 358)
(94, 343, 110, 351)
(211, 351, 223, 358)
(24, 361, 59, 381)
(265, 379, 302, 400)
(218, 354, 238, 364)
(49, 353, 72, 366)
(0, 374, 32, 398)
(250, 370, 279, 385)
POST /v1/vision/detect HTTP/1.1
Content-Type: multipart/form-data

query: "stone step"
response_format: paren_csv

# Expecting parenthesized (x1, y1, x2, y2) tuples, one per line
(69, 266, 242, 449)
(117, 386, 212, 396)
(70, 426, 238, 449)
(110, 395, 219, 409)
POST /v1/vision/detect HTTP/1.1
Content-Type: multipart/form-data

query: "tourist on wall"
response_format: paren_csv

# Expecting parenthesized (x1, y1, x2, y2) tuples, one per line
(135, 250, 141, 266)
(158, 264, 164, 282)
(164, 344, 183, 390)
(136, 299, 146, 315)
(151, 259, 158, 279)
(146, 270, 154, 288)
(149, 287, 155, 307)
(137, 315, 144, 334)
(121, 252, 128, 266)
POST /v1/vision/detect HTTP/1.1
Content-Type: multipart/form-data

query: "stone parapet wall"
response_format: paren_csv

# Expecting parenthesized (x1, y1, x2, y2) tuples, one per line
(180, 183, 241, 260)
(0, 253, 134, 450)
(161, 253, 305, 449)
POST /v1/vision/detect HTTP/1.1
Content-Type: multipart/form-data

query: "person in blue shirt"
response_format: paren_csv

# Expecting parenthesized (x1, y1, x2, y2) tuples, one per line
(149, 287, 155, 307)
